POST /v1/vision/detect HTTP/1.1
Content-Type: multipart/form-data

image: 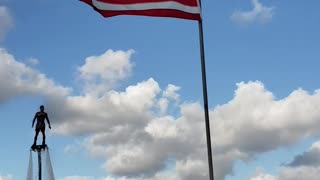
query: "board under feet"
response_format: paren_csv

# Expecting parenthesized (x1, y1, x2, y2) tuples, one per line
(31, 144, 47, 152)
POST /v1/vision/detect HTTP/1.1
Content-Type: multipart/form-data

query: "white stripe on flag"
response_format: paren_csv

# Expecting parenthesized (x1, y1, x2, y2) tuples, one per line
(92, 0, 200, 14)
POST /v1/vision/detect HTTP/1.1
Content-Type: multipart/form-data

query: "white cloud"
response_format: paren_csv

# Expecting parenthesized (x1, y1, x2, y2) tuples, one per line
(157, 84, 180, 114)
(175, 159, 208, 179)
(250, 173, 276, 180)
(50, 80, 320, 180)
(231, 0, 274, 25)
(78, 49, 134, 96)
(0, 6, 12, 41)
(26, 57, 39, 65)
(163, 84, 180, 100)
(213, 81, 320, 153)
(250, 169, 277, 180)
(145, 116, 178, 139)
(250, 174, 276, 180)
(150, 171, 180, 180)
(0, 174, 13, 180)
(157, 97, 169, 114)
(102, 144, 162, 176)
(60, 176, 139, 180)
(277, 166, 320, 180)
(61, 176, 94, 180)
(50, 78, 160, 135)
(250, 166, 320, 180)
(0, 48, 71, 103)
(101, 176, 137, 180)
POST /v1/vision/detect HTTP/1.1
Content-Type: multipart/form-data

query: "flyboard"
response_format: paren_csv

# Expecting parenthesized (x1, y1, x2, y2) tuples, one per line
(31, 144, 48, 152)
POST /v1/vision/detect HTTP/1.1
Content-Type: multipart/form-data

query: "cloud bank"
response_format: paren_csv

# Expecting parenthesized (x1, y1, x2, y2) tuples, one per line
(2, 49, 320, 180)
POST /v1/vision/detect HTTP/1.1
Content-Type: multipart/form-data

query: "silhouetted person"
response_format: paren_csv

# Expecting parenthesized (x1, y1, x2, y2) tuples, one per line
(32, 105, 51, 147)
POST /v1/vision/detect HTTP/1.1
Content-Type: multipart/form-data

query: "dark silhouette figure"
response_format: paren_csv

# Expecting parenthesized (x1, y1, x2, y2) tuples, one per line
(32, 105, 51, 147)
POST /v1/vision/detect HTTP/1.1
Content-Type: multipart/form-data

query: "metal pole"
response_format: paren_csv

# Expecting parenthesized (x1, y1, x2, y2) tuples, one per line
(37, 150, 42, 180)
(198, 19, 214, 180)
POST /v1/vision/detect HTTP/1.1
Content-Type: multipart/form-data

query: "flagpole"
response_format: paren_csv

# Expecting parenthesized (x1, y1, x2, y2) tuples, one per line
(198, 18, 214, 180)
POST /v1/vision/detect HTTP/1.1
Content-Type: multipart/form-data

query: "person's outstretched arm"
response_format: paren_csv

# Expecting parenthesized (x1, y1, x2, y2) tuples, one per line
(46, 113, 51, 129)
(32, 113, 37, 128)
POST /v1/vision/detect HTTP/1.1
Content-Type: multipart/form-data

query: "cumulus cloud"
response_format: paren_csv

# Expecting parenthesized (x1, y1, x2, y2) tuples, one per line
(68, 81, 320, 180)
(50, 78, 160, 135)
(4, 48, 320, 180)
(0, 48, 71, 103)
(0, 6, 12, 41)
(36, 77, 320, 179)
(78, 49, 134, 96)
(231, 0, 274, 25)
(213, 82, 320, 154)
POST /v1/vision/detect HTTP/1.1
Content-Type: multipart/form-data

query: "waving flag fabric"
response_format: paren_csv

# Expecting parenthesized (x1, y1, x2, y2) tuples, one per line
(81, 0, 201, 20)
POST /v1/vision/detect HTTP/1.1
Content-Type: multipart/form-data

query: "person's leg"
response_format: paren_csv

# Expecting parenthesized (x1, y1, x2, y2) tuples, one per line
(41, 128, 46, 145)
(34, 129, 40, 145)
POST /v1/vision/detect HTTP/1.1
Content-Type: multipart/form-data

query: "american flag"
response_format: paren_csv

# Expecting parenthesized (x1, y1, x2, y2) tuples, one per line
(81, 0, 201, 20)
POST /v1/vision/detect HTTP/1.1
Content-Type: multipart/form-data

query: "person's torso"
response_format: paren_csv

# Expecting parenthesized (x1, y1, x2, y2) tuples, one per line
(36, 111, 46, 124)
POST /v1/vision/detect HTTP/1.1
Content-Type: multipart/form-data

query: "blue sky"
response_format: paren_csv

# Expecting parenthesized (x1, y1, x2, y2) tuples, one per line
(1, 0, 320, 180)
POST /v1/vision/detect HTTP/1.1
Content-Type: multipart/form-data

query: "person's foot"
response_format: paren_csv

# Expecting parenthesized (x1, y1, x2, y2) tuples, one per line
(31, 143, 36, 150)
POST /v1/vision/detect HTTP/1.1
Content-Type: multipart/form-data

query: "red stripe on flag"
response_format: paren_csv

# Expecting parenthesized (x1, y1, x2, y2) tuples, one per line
(97, 9, 200, 20)
(94, 0, 198, 6)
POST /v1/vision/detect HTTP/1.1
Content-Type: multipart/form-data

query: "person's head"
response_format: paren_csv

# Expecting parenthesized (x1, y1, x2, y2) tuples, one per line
(40, 105, 44, 111)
